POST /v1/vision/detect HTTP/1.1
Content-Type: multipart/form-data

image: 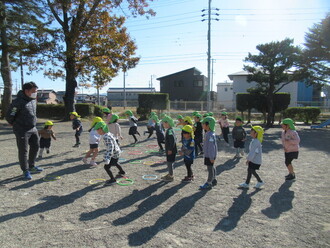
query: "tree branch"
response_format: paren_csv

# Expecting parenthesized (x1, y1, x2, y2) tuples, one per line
(47, 0, 64, 27)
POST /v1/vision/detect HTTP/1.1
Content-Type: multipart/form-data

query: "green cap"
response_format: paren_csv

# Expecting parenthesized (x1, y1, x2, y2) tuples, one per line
(235, 116, 243, 122)
(194, 113, 202, 119)
(102, 107, 111, 114)
(177, 115, 183, 119)
(94, 121, 109, 133)
(192, 111, 199, 116)
(202, 116, 216, 131)
(151, 114, 159, 123)
(221, 111, 228, 116)
(109, 114, 119, 123)
(207, 112, 214, 116)
(162, 116, 175, 127)
(125, 110, 133, 116)
(282, 118, 296, 130)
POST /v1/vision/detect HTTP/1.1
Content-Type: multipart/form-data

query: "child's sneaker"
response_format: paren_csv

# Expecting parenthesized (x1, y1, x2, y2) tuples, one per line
(82, 158, 88, 164)
(285, 174, 296, 181)
(105, 178, 117, 185)
(199, 182, 212, 190)
(29, 166, 44, 173)
(182, 176, 194, 182)
(254, 181, 265, 189)
(73, 143, 80, 148)
(212, 178, 217, 186)
(23, 171, 32, 180)
(115, 172, 126, 178)
(90, 160, 97, 166)
(161, 174, 174, 182)
(238, 182, 249, 188)
(46, 149, 50, 154)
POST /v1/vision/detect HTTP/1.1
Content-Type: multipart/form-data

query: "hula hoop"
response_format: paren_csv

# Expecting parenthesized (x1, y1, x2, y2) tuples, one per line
(145, 150, 160, 153)
(88, 178, 106, 185)
(143, 161, 155, 166)
(117, 178, 134, 186)
(147, 144, 159, 148)
(43, 175, 61, 182)
(128, 151, 143, 155)
(118, 158, 127, 162)
(142, 175, 158, 180)
(155, 160, 166, 164)
(129, 160, 142, 164)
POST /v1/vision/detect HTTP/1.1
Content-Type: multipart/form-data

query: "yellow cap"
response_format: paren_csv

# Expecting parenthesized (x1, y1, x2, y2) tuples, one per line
(182, 125, 194, 139)
(45, 121, 54, 126)
(251, 125, 264, 143)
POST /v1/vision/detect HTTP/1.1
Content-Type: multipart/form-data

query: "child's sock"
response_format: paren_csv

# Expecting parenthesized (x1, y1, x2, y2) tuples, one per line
(38, 148, 44, 157)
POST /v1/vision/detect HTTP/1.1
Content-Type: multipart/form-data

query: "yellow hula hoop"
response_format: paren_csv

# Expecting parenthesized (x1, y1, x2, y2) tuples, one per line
(88, 178, 106, 185)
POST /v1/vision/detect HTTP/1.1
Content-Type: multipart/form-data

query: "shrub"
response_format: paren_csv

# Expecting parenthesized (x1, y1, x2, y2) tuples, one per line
(75, 103, 94, 118)
(138, 93, 169, 113)
(94, 105, 104, 117)
(37, 104, 65, 119)
(283, 107, 321, 124)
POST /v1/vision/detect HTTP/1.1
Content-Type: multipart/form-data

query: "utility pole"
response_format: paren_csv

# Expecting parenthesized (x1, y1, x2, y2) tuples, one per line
(202, 3, 219, 112)
(123, 70, 127, 109)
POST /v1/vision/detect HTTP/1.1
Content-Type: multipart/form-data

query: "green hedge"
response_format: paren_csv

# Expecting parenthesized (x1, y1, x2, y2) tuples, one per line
(37, 103, 104, 119)
(283, 107, 321, 124)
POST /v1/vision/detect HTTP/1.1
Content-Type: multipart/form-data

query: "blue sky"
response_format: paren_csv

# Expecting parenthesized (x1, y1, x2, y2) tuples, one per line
(8, 0, 330, 94)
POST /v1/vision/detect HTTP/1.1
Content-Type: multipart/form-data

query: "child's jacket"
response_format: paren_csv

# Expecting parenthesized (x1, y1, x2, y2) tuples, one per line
(281, 129, 300, 153)
(181, 138, 195, 161)
(247, 138, 262, 164)
(203, 131, 217, 160)
(102, 132, 121, 163)
(165, 127, 177, 153)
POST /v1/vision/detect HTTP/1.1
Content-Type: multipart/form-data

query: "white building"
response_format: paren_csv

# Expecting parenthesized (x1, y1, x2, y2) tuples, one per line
(216, 81, 234, 111)
(227, 71, 320, 109)
(107, 87, 156, 107)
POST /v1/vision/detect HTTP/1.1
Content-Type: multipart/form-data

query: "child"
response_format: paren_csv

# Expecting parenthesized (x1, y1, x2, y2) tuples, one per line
(125, 110, 140, 144)
(82, 117, 102, 166)
(239, 126, 265, 189)
(70, 112, 83, 147)
(94, 121, 126, 185)
(281, 118, 300, 181)
(108, 114, 123, 145)
(176, 115, 185, 127)
(193, 113, 203, 155)
(152, 115, 165, 152)
(144, 112, 156, 139)
(161, 116, 177, 182)
(179, 125, 196, 182)
(219, 111, 230, 146)
(200, 116, 218, 189)
(103, 107, 112, 123)
(183, 116, 193, 126)
(232, 117, 247, 157)
(38, 121, 56, 158)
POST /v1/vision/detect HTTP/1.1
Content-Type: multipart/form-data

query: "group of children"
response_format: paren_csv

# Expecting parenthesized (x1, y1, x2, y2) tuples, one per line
(39, 109, 301, 188)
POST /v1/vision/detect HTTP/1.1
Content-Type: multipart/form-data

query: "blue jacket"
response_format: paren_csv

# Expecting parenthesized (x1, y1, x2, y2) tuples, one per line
(203, 131, 217, 160)
(181, 138, 195, 161)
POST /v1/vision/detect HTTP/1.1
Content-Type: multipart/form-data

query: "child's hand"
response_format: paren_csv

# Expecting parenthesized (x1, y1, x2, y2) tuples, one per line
(168, 150, 172, 155)
(120, 136, 123, 140)
(210, 159, 215, 164)
(179, 151, 183, 156)
(246, 160, 249, 165)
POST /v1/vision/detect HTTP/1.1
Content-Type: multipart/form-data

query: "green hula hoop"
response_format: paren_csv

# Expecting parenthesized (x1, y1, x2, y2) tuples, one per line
(130, 160, 142, 164)
(117, 178, 134, 186)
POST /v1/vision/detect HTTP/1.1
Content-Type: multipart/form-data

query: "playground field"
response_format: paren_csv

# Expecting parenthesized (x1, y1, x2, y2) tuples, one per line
(0, 119, 329, 248)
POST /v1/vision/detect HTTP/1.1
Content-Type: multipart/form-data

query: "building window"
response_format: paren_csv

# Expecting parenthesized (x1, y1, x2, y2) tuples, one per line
(224, 88, 228, 92)
(193, 80, 203, 87)
(174, 80, 184, 87)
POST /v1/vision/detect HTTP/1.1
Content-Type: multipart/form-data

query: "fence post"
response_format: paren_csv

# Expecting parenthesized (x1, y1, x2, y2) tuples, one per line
(201, 101, 203, 111)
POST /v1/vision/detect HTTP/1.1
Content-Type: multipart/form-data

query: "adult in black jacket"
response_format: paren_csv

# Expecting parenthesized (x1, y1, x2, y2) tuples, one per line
(6, 82, 43, 180)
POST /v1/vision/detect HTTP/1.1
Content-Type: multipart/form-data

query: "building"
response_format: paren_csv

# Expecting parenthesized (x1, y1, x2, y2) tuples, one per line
(37, 90, 58, 104)
(107, 87, 156, 107)
(228, 71, 322, 109)
(217, 81, 234, 110)
(157, 67, 215, 101)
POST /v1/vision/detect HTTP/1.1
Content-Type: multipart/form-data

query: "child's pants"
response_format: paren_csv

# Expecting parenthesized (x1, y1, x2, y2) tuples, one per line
(221, 127, 229, 143)
(104, 158, 125, 179)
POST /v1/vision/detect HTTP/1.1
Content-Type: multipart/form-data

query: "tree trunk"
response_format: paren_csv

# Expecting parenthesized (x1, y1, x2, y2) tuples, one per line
(266, 82, 275, 127)
(247, 109, 251, 124)
(0, 2, 12, 119)
(63, 57, 77, 120)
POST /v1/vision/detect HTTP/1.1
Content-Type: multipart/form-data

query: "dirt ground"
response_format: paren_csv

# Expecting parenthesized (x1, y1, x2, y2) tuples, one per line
(0, 118, 329, 248)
